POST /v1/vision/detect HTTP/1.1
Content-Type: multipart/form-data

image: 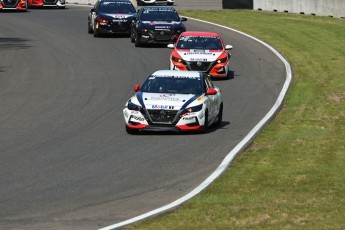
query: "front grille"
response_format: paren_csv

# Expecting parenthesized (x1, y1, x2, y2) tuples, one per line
(153, 30, 173, 41)
(43, 0, 58, 4)
(146, 109, 178, 123)
(1, 0, 19, 7)
(188, 61, 212, 71)
(110, 22, 131, 32)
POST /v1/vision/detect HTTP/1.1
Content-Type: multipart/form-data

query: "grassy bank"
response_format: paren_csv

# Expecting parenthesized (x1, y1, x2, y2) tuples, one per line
(131, 11, 345, 229)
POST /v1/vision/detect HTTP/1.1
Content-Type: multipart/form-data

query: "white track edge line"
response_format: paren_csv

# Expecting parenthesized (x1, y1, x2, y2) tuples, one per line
(99, 16, 292, 230)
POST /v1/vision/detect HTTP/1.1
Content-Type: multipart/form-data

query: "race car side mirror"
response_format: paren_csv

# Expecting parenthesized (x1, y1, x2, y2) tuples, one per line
(181, 17, 187, 22)
(167, 44, 174, 49)
(225, 45, 233, 50)
(206, 88, 217, 95)
(134, 85, 140, 92)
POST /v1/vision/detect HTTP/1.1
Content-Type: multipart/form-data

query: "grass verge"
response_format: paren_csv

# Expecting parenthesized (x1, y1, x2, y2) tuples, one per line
(130, 11, 345, 229)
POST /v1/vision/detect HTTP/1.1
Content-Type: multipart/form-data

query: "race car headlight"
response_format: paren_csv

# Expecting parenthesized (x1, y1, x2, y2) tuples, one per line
(172, 55, 183, 63)
(181, 104, 203, 116)
(127, 101, 142, 111)
(217, 57, 228, 64)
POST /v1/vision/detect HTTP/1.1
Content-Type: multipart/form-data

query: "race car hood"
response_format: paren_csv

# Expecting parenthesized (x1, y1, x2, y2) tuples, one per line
(99, 12, 136, 21)
(136, 92, 201, 110)
(175, 49, 223, 62)
(141, 21, 183, 31)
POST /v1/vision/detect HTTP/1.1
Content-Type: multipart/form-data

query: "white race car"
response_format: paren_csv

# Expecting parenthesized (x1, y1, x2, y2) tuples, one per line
(136, 0, 174, 6)
(123, 70, 223, 134)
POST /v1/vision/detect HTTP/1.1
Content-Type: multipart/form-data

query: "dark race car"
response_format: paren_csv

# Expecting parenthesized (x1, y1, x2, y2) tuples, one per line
(88, 0, 137, 37)
(130, 6, 187, 47)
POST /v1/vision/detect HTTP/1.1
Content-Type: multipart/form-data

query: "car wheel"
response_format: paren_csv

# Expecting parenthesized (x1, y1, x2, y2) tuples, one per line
(88, 23, 93, 34)
(130, 28, 135, 43)
(216, 104, 223, 127)
(202, 110, 209, 133)
(93, 22, 99, 37)
(135, 33, 141, 47)
(126, 126, 139, 135)
(26, 0, 31, 9)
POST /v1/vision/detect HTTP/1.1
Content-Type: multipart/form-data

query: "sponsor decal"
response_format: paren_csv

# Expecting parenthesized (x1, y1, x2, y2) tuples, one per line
(182, 116, 195, 120)
(112, 14, 130, 19)
(151, 105, 175, 109)
(190, 58, 208, 61)
(151, 75, 200, 80)
(143, 8, 174, 13)
(149, 94, 179, 101)
(131, 115, 145, 122)
(186, 50, 214, 55)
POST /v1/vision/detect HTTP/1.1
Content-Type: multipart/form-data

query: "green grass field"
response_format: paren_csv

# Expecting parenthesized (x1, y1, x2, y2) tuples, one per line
(130, 11, 345, 229)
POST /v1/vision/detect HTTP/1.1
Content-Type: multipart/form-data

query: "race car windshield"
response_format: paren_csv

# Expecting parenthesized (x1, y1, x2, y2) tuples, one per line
(140, 10, 180, 21)
(99, 2, 136, 13)
(176, 36, 223, 50)
(141, 76, 203, 94)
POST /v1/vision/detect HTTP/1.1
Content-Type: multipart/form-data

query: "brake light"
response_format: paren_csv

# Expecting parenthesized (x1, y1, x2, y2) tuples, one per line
(97, 18, 108, 24)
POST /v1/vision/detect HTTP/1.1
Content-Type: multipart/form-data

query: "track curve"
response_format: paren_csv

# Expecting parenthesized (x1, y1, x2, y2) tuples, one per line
(0, 4, 286, 230)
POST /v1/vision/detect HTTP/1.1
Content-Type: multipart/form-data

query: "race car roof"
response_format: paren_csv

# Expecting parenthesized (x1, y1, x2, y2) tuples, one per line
(151, 70, 202, 78)
(180, 31, 220, 37)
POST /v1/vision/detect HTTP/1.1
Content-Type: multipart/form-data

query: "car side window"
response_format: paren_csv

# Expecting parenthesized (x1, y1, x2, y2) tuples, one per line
(95, 1, 100, 11)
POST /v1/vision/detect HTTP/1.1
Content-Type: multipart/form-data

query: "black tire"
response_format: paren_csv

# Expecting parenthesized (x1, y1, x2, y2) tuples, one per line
(216, 104, 223, 127)
(134, 33, 141, 47)
(93, 22, 100, 37)
(202, 110, 209, 133)
(126, 126, 139, 135)
(26, 0, 31, 9)
(88, 23, 93, 34)
(130, 28, 135, 43)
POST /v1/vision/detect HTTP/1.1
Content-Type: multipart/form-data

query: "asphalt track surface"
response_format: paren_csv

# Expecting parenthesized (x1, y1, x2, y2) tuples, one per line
(0, 2, 286, 230)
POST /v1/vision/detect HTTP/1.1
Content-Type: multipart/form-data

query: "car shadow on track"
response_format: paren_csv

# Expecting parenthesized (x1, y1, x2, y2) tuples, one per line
(133, 121, 230, 136)
(211, 70, 235, 81)
(0, 37, 31, 50)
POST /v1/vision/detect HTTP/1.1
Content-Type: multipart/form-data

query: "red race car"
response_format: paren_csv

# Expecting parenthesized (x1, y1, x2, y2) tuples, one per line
(27, 0, 65, 8)
(0, 0, 27, 11)
(168, 31, 233, 79)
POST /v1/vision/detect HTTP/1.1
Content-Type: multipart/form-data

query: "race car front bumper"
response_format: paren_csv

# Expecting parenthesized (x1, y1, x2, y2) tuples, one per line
(0, 0, 27, 11)
(138, 29, 181, 44)
(96, 20, 132, 35)
(29, 0, 65, 7)
(171, 60, 229, 78)
(123, 107, 206, 132)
